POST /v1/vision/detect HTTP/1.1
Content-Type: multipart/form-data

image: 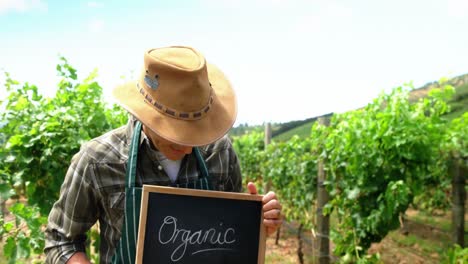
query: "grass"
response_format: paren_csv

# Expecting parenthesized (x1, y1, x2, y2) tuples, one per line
(387, 231, 447, 261)
(389, 232, 445, 254)
(273, 121, 315, 141)
(444, 83, 468, 121)
(408, 211, 452, 232)
(408, 210, 468, 244)
(367, 209, 463, 263)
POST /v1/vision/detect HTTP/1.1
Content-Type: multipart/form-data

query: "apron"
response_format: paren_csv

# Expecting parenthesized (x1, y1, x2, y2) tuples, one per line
(111, 121, 212, 263)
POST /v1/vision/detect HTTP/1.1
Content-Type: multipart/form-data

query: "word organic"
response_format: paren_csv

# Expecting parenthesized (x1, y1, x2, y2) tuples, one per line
(158, 216, 237, 262)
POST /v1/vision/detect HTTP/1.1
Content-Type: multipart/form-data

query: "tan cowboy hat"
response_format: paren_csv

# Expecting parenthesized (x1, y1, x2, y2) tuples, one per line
(113, 46, 237, 146)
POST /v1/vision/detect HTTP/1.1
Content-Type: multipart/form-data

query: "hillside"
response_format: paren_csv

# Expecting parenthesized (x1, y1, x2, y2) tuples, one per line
(229, 73, 468, 141)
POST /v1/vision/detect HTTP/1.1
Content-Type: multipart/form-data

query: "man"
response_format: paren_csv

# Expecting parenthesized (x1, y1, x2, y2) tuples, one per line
(45, 46, 283, 263)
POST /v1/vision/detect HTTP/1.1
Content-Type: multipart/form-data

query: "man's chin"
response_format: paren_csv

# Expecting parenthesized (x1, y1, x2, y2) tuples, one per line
(166, 153, 185, 161)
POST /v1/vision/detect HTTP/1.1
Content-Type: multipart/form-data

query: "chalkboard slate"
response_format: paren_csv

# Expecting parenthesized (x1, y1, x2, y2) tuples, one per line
(136, 185, 266, 264)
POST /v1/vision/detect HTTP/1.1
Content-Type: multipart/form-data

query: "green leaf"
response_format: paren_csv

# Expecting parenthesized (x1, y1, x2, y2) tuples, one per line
(4, 236, 17, 261)
(4, 222, 14, 232)
(5, 155, 16, 163)
(347, 187, 360, 200)
(9, 203, 33, 219)
(17, 235, 31, 259)
(0, 183, 15, 200)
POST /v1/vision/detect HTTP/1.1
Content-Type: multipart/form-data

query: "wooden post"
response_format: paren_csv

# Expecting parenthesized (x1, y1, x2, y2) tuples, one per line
(264, 122, 282, 245)
(297, 223, 304, 264)
(317, 117, 330, 264)
(264, 122, 272, 193)
(451, 158, 466, 247)
(264, 122, 271, 147)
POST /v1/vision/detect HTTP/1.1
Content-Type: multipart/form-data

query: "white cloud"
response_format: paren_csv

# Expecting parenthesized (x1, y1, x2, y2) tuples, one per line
(447, 0, 468, 18)
(88, 18, 105, 33)
(200, 0, 311, 10)
(292, 1, 353, 34)
(0, 0, 47, 15)
(87, 1, 103, 8)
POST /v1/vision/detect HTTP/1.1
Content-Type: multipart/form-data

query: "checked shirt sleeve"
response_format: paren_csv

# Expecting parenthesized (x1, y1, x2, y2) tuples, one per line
(44, 150, 100, 264)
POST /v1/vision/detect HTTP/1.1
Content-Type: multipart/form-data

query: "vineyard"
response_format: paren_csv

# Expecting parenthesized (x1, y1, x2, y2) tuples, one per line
(0, 60, 467, 263)
(231, 83, 467, 263)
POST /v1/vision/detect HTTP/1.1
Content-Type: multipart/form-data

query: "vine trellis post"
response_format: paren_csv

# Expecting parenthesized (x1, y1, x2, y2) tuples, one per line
(264, 122, 272, 193)
(264, 122, 282, 245)
(450, 156, 466, 247)
(317, 117, 330, 264)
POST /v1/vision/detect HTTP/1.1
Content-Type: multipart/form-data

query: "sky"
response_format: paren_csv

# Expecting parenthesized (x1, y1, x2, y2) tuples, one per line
(1, 0, 468, 125)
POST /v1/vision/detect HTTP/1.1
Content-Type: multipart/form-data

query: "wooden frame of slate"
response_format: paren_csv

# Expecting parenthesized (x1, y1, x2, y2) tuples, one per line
(136, 185, 266, 264)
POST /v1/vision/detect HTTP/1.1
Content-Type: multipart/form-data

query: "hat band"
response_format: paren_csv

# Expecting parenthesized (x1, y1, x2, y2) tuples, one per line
(137, 83, 213, 120)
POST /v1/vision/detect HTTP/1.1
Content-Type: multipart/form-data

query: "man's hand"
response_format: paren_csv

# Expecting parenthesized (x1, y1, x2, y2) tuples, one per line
(247, 182, 283, 236)
(67, 252, 91, 264)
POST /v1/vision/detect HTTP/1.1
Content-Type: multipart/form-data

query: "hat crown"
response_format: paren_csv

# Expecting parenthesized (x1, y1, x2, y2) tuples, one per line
(112, 45, 237, 146)
(142, 46, 212, 115)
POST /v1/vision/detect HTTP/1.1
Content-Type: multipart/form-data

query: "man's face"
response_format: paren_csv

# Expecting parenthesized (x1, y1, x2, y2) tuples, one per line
(143, 125, 193, 160)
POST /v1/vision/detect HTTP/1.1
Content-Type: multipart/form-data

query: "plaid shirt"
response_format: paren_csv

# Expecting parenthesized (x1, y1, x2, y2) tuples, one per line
(44, 119, 242, 264)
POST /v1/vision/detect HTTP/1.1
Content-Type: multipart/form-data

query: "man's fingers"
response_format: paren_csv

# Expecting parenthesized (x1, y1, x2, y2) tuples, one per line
(266, 227, 276, 236)
(264, 208, 281, 219)
(260, 191, 283, 236)
(247, 182, 257, 195)
(264, 218, 283, 227)
(263, 198, 282, 212)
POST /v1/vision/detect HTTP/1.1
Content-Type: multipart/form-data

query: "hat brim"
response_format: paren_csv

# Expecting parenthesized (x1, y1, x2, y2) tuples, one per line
(113, 63, 237, 146)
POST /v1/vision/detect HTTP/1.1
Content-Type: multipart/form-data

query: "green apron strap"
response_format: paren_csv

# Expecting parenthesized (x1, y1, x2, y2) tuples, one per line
(194, 147, 212, 190)
(125, 122, 142, 254)
(112, 121, 142, 264)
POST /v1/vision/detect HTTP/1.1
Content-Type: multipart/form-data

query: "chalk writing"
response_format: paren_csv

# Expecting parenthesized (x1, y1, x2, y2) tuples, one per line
(158, 216, 237, 262)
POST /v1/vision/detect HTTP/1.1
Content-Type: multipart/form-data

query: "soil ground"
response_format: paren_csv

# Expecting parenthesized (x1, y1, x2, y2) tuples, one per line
(264, 208, 466, 263)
